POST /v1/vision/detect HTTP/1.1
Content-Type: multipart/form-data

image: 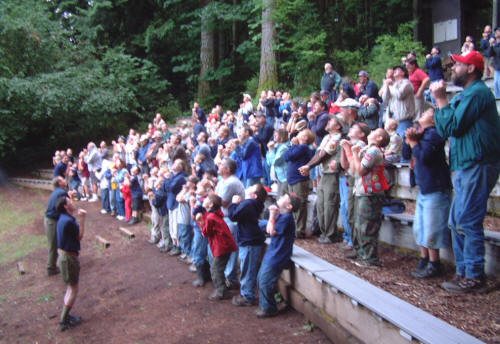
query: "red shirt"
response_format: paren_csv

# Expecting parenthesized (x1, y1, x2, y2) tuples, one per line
(200, 209, 237, 257)
(409, 68, 429, 94)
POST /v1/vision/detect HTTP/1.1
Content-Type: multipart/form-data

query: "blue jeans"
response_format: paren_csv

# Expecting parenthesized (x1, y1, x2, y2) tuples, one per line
(245, 177, 261, 188)
(110, 188, 118, 212)
(266, 116, 275, 127)
(239, 245, 263, 302)
(262, 159, 272, 187)
(339, 176, 353, 246)
(449, 162, 500, 278)
(178, 224, 193, 255)
(224, 217, 239, 282)
(101, 188, 111, 212)
(397, 119, 413, 163)
(191, 221, 208, 267)
(494, 70, 500, 98)
(70, 180, 81, 199)
(117, 196, 125, 217)
(257, 262, 283, 312)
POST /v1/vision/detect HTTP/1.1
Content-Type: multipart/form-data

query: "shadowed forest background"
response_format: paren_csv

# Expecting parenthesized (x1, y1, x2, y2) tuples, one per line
(0, 0, 490, 166)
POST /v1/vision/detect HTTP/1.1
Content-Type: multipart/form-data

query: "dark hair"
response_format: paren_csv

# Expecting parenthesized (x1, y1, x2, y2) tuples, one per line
(315, 100, 327, 111)
(188, 175, 200, 184)
(275, 128, 289, 143)
(406, 58, 419, 68)
(354, 122, 371, 142)
(242, 123, 253, 136)
(433, 46, 441, 54)
(310, 92, 320, 102)
(287, 192, 302, 213)
(393, 65, 409, 78)
(253, 183, 268, 203)
(472, 67, 483, 81)
(55, 196, 68, 214)
(378, 128, 390, 148)
(223, 157, 237, 175)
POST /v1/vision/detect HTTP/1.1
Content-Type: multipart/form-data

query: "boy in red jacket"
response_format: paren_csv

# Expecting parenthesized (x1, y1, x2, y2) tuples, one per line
(196, 193, 238, 301)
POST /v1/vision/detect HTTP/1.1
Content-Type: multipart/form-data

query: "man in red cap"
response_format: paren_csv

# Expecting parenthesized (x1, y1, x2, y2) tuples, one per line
(430, 50, 500, 293)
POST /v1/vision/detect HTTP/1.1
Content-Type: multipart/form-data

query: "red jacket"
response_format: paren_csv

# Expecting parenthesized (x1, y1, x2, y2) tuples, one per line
(200, 209, 237, 257)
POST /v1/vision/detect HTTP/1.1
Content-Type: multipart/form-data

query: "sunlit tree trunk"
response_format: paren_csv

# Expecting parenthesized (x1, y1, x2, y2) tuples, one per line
(258, 0, 278, 92)
(198, 0, 215, 99)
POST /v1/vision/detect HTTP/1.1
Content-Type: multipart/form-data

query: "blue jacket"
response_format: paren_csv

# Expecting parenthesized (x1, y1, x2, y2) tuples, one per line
(130, 175, 143, 199)
(262, 98, 276, 118)
(53, 162, 67, 178)
(358, 79, 382, 102)
(404, 127, 452, 194)
(309, 111, 330, 145)
(227, 199, 266, 247)
(262, 212, 295, 270)
(256, 123, 274, 155)
(57, 212, 80, 253)
(285, 144, 315, 185)
(153, 186, 168, 216)
(424, 55, 444, 82)
(138, 143, 151, 164)
(236, 136, 264, 180)
(164, 171, 186, 211)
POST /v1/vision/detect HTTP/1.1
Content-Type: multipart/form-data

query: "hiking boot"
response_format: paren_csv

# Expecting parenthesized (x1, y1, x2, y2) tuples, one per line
(169, 247, 181, 256)
(225, 279, 240, 290)
(47, 267, 60, 276)
(59, 314, 82, 331)
(412, 261, 441, 279)
(254, 308, 278, 318)
(344, 249, 358, 260)
(442, 275, 485, 293)
(232, 295, 255, 307)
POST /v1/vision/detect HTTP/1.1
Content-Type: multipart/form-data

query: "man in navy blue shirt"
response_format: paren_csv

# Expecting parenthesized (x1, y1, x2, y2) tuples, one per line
(192, 102, 207, 124)
(44, 177, 76, 276)
(53, 155, 69, 178)
(55, 196, 86, 331)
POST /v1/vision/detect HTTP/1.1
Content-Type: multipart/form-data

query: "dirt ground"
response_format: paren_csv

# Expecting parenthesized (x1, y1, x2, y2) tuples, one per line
(0, 184, 330, 344)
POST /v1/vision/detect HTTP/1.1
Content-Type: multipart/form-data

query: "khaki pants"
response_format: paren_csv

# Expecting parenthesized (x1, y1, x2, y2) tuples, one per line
(44, 217, 58, 272)
(316, 173, 340, 241)
(288, 180, 310, 237)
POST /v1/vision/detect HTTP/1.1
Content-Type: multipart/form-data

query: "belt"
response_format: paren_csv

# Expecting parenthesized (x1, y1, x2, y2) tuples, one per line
(58, 249, 78, 257)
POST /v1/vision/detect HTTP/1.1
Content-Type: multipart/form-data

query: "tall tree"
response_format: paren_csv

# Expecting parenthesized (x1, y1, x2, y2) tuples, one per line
(198, 0, 215, 100)
(258, 0, 278, 92)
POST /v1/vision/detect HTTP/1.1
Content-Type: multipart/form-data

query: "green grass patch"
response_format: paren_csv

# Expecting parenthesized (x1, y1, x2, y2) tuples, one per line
(37, 294, 53, 302)
(0, 234, 46, 264)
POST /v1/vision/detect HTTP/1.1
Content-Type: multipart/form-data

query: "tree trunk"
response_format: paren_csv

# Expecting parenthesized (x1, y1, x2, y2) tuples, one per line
(258, 0, 278, 92)
(412, 0, 419, 41)
(198, 0, 215, 100)
(218, 29, 225, 86)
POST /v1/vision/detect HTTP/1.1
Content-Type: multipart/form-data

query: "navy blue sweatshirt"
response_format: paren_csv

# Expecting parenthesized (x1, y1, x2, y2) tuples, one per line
(284, 144, 315, 186)
(227, 199, 265, 247)
(404, 126, 451, 194)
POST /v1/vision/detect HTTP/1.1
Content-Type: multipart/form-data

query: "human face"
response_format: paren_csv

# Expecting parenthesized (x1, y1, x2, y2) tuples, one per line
(297, 131, 309, 145)
(326, 117, 339, 132)
(313, 101, 322, 114)
(451, 62, 470, 87)
(64, 197, 76, 214)
(418, 109, 435, 128)
(245, 185, 257, 199)
(277, 194, 291, 212)
(358, 75, 368, 84)
(367, 128, 383, 145)
(348, 124, 363, 140)
(202, 197, 212, 210)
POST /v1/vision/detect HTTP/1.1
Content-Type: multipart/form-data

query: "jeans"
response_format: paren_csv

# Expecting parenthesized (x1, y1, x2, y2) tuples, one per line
(110, 188, 118, 212)
(262, 159, 272, 187)
(339, 176, 353, 246)
(224, 217, 239, 282)
(449, 162, 500, 278)
(257, 262, 283, 312)
(397, 119, 413, 163)
(191, 221, 208, 267)
(117, 196, 125, 217)
(245, 177, 261, 188)
(178, 224, 193, 255)
(70, 180, 81, 199)
(101, 188, 111, 212)
(239, 245, 263, 302)
(495, 70, 500, 98)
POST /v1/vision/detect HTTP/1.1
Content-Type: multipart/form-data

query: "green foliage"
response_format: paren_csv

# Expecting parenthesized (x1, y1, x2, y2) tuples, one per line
(367, 22, 426, 85)
(330, 48, 367, 81)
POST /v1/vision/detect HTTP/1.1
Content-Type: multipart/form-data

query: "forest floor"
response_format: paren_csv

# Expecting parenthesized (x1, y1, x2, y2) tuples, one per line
(0, 184, 329, 344)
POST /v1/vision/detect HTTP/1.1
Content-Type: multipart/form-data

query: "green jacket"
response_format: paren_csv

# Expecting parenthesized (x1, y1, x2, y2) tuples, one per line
(435, 80, 500, 171)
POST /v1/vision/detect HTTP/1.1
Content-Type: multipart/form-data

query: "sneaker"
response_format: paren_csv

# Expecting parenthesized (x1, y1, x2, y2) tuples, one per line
(159, 246, 172, 254)
(116, 215, 124, 221)
(110, 211, 117, 217)
(128, 217, 139, 225)
(254, 308, 278, 318)
(169, 247, 181, 256)
(354, 260, 380, 269)
(100, 209, 108, 215)
(179, 253, 187, 260)
(317, 237, 332, 244)
(442, 275, 485, 293)
(339, 242, 353, 251)
(208, 291, 228, 301)
(156, 239, 165, 248)
(47, 267, 61, 276)
(344, 249, 358, 260)
(232, 295, 254, 307)
(148, 237, 160, 245)
(412, 261, 441, 279)
(88, 195, 98, 203)
(441, 275, 464, 292)
(184, 257, 194, 265)
(189, 264, 197, 273)
(80, 197, 87, 201)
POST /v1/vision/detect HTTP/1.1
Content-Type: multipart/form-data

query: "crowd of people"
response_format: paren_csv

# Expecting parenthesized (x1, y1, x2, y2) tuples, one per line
(45, 31, 500, 331)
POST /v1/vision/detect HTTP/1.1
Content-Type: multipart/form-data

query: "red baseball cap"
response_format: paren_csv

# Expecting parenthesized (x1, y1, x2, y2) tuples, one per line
(451, 51, 484, 72)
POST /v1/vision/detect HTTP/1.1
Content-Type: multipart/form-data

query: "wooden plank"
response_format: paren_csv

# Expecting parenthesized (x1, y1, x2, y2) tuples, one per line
(17, 262, 25, 275)
(118, 227, 135, 239)
(291, 245, 483, 344)
(95, 235, 110, 248)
